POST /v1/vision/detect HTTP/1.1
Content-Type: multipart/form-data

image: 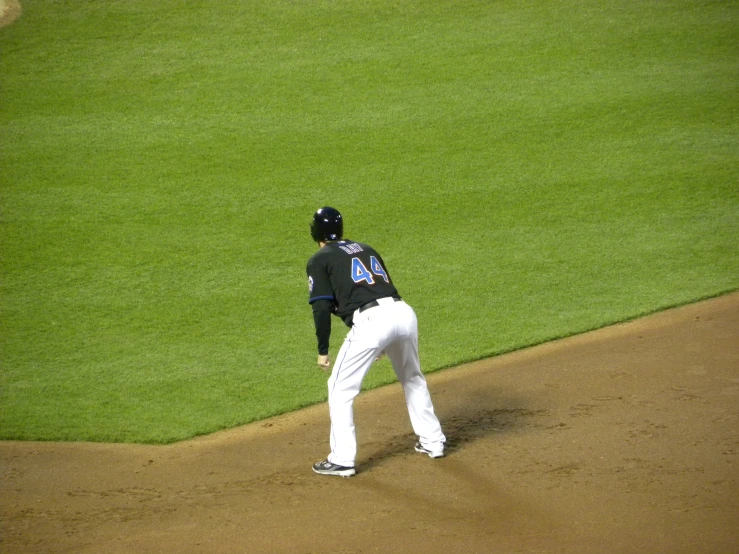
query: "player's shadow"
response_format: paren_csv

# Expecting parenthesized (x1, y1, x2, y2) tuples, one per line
(358, 385, 546, 472)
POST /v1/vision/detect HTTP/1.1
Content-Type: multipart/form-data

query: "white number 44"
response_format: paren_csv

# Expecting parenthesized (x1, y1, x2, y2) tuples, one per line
(351, 256, 389, 285)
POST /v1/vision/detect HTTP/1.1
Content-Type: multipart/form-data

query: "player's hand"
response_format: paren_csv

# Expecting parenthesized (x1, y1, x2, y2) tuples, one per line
(317, 354, 331, 371)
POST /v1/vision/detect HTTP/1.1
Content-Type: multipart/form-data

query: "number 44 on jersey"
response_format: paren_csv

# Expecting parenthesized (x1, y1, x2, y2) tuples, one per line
(351, 256, 389, 285)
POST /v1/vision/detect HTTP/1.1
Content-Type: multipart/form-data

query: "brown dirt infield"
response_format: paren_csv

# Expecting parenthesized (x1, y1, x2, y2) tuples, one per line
(1, 293, 738, 553)
(0, 0, 21, 29)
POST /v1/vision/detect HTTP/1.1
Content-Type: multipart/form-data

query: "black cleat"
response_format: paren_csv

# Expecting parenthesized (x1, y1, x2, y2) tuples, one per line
(414, 442, 445, 458)
(312, 460, 357, 477)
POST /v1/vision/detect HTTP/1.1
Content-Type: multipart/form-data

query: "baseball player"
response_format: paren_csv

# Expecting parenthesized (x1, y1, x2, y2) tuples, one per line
(306, 206, 446, 477)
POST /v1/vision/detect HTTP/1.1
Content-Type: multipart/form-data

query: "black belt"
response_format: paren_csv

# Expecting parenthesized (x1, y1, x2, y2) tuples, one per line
(358, 297, 401, 313)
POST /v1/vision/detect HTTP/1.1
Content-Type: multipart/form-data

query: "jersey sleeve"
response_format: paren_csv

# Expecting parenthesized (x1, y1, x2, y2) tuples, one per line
(306, 255, 335, 305)
(311, 300, 333, 355)
(306, 254, 335, 355)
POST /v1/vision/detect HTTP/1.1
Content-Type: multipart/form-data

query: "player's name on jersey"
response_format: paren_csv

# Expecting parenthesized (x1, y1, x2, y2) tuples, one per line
(338, 242, 363, 255)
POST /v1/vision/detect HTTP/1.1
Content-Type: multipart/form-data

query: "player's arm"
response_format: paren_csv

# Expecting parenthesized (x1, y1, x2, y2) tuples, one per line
(311, 299, 333, 356)
(307, 257, 336, 363)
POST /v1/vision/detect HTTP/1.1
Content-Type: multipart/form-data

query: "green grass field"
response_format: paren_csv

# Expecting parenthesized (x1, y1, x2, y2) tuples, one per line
(1, 0, 737, 443)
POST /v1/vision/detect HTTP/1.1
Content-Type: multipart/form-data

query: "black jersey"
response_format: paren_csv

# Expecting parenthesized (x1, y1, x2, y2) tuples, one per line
(307, 240, 400, 354)
(307, 240, 399, 323)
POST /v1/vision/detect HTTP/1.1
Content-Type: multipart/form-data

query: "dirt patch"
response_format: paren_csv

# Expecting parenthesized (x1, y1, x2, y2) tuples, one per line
(1, 292, 738, 553)
(0, 0, 21, 29)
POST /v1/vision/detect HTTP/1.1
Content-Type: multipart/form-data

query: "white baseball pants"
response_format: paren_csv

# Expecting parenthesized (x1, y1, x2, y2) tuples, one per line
(326, 297, 446, 467)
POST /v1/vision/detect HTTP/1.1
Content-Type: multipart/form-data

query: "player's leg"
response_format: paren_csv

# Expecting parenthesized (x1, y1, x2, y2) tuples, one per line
(385, 304, 446, 453)
(326, 329, 382, 468)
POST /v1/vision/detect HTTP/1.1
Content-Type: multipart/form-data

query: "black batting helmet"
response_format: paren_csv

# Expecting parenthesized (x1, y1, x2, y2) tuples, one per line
(310, 206, 343, 242)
